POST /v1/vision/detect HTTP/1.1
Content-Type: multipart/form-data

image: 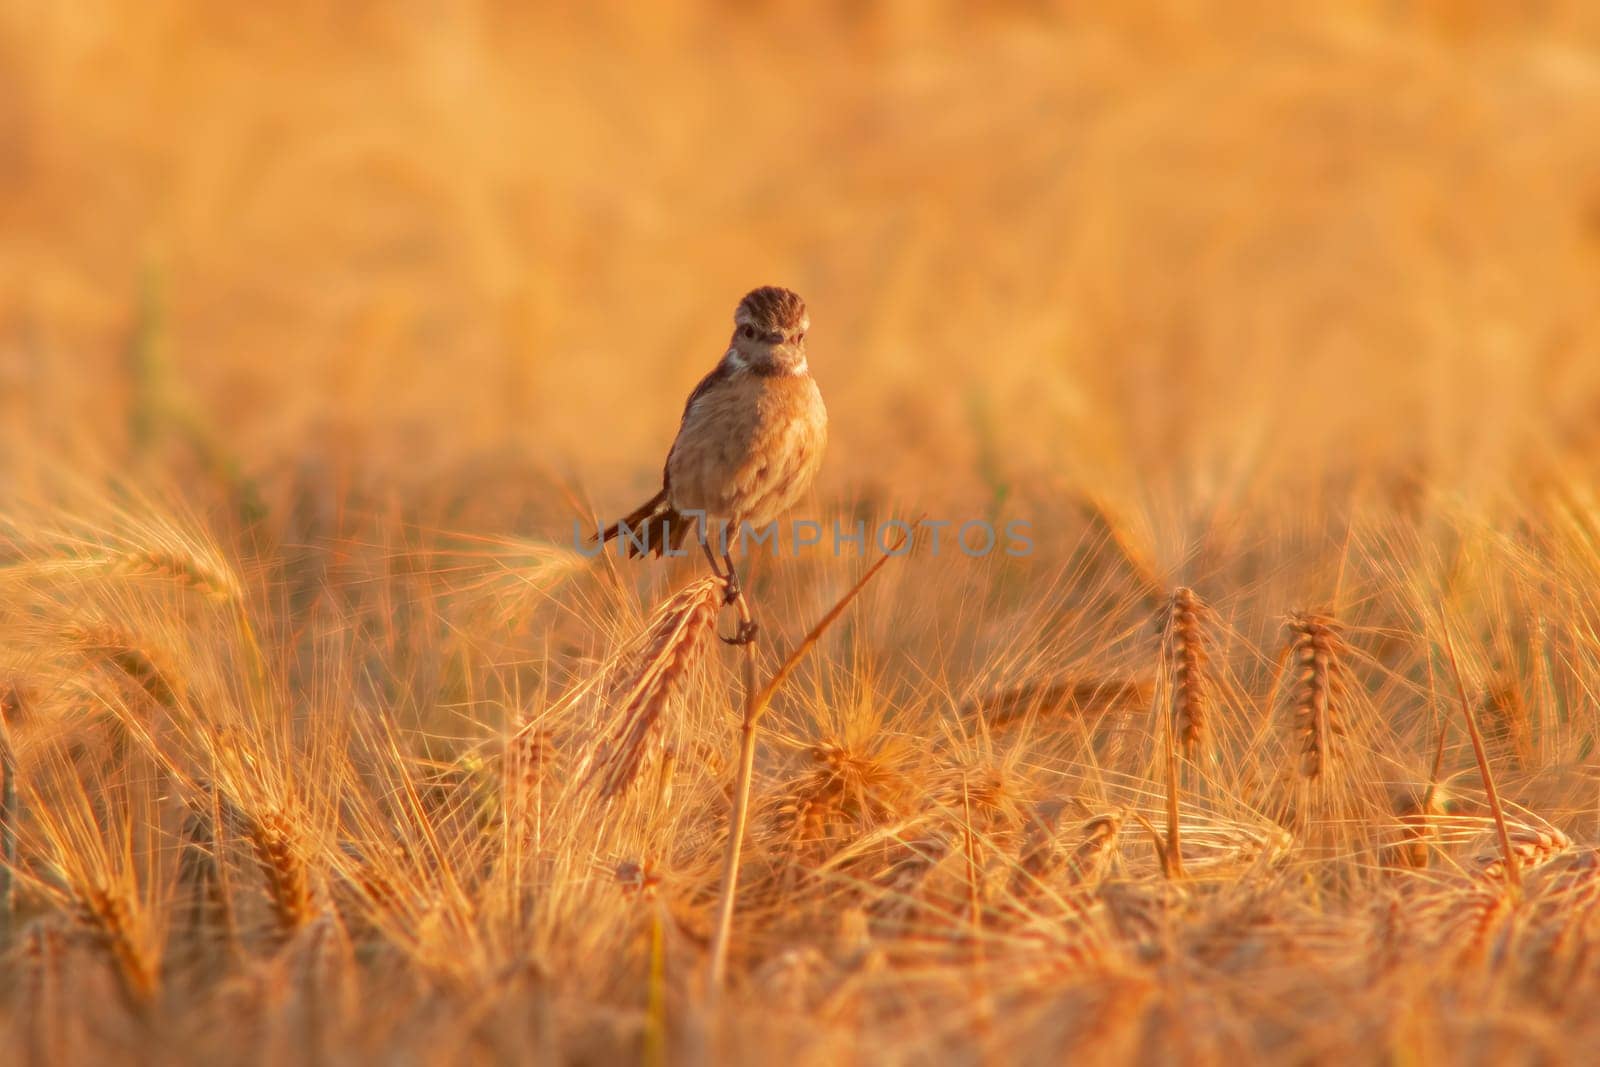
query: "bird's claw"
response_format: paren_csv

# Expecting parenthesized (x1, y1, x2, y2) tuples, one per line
(720, 620, 759, 646)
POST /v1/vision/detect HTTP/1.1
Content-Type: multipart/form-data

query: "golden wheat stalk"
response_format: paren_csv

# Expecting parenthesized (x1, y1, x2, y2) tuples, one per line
(1065, 812, 1123, 885)
(504, 723, 557, 850)
(1163, 587, 1210, 759)
(64, 621, 184, 710)
(508, 725, 556, 800)
(113, 546, 242, 602)
(1475, 825, 1571, 883)
(245, 810, 315, 935)
(18, 542, 241, 602)
(71, 882, 157, 1006)
(772, 736, 911, 863)
(1386, 783, 1447, 870)
(1440, 619, 1524, 893)
(1287, 611, 1346, 779)
(583, 577, 723, 801)
(1013, 810, 1121, 896)
(710, 533, 908, 991)
(962, 676, 1151, 730)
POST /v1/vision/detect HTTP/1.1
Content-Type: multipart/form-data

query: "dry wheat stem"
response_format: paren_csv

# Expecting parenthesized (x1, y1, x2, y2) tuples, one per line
(1441, 619, 1522, 893)
(1161, 688, 1184, 880)
(709, 532, 907, 994)
(710, 586, 760, 997)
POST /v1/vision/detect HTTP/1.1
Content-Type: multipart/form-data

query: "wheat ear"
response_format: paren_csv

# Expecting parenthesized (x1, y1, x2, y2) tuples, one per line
(584, 577, 723, 800)
(1287, 612, 1345, 779)
(1164, 588, 1210, 759)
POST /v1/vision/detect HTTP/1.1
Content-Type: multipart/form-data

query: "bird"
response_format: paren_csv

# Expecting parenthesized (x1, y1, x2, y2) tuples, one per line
(596, 286, 828, 639)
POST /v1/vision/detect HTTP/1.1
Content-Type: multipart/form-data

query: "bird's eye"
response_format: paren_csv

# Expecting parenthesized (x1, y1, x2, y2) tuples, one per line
(740, 325, 754, 340)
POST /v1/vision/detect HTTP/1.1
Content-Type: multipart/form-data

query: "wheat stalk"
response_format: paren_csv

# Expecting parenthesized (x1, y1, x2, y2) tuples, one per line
(1013, 810, 1121, 895)
(71, 882, 157, 1006)
(582, 576, 723, 801)
(505, 724, 557, 852)
(709, 532, 908, 992)
(1441, 619, 1523, 893)
(245, 810, 314, 936)
(1163, 588, 1210, 760)
(1475, 825, 1570, 883)
(113, 546, 242, 602)
(1065, 812, 1123, 885)
(1287, 612, 1346, 780)
(65, 621, 184, 710)
(1387, 783, 1448, 870)
(962, 676, 1151, 730)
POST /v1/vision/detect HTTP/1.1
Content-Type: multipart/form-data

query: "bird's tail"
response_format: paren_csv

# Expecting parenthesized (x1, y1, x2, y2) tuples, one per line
(595, 490, 692, 558)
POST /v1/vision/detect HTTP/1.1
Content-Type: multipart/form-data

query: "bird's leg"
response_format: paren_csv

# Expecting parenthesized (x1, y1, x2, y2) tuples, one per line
(699, 533, 727, 581)
(696, 520, 753, 646)
(720, 529, 742, 603)
(720, 540, 740, 599)
(720, 526, 759, 645)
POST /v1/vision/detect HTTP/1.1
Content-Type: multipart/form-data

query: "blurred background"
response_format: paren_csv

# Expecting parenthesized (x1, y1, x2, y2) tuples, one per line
(4, 0, 1600, 529)
(8, 11, 1600, 1057)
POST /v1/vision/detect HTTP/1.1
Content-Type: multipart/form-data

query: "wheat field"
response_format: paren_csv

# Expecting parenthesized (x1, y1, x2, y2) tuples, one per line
(4, 2, 1600, 1063)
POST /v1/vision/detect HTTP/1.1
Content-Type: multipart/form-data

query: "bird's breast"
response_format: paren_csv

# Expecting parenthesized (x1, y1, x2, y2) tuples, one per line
(666, 370, 826, 522)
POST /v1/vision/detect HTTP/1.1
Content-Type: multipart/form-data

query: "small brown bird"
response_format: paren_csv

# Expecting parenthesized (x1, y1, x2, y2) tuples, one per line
(597, 286, 828, 626)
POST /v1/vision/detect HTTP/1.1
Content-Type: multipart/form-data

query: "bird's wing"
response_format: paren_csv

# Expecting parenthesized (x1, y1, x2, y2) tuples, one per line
(680, 358, 734, 421)
(663, 357, 736, 487)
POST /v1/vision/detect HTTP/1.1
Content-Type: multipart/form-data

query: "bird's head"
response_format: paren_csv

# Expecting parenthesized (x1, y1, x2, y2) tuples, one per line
(729, 286, 809, 374)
